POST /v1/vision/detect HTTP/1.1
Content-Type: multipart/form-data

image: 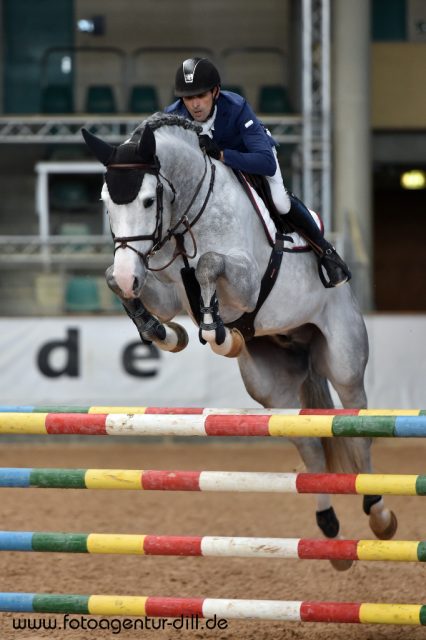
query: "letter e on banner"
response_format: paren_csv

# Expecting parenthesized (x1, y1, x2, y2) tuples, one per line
(122, 342, 160, 377)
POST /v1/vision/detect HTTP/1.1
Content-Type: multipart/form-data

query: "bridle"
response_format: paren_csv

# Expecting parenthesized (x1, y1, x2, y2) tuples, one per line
(111, 152, 216, 271)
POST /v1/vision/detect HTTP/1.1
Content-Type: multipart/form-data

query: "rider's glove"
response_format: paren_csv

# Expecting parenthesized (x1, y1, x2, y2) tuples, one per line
(198, 135, 222, 160)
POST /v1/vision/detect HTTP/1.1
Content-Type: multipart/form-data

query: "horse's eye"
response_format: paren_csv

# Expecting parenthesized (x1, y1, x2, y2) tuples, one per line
(143, 197, 155, 209)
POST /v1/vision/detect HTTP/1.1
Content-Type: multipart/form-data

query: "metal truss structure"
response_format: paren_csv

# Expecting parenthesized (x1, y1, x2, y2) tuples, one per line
(0, 116, 133, 143)
(0, 115, 302, 145)
(0, 235, 112, 267)
(302, 0, 331, 230)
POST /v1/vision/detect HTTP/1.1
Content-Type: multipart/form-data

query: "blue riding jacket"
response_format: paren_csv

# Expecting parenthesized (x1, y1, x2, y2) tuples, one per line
(164, 91, 277, 176)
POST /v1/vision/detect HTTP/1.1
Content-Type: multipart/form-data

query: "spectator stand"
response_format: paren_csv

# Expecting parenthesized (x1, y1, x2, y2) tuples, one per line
(220, 47, 291, 113)
(40, 46, 127, 114)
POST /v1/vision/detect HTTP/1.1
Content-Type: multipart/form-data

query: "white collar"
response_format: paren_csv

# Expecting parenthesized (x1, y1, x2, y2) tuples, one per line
(200, 106, 217, 137)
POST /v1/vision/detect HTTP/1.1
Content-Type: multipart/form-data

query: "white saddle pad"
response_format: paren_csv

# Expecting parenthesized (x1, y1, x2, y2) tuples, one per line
(247, 183, 323, 250)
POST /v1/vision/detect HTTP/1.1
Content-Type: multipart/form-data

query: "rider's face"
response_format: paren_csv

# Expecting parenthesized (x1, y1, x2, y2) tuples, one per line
(182, 88, 218, 122)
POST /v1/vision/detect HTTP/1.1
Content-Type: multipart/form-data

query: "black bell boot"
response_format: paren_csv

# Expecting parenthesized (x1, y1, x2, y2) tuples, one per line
(285, 194, 352, 288)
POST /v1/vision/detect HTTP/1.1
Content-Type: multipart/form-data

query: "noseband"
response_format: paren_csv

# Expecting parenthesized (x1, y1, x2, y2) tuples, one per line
(111, 153, 215, 271)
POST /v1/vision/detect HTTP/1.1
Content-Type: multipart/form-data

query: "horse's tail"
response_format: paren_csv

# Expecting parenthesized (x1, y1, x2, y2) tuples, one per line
(300, 361, 366, 474)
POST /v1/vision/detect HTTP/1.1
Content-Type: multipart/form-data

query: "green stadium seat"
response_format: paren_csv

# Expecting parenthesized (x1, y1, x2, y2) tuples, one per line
(86, 85, 116, 113)
(64, 276, 101, 312)
(222, 85, 245, 97)
(41, 85, 73, 114)
(59, 222, 91, 236)
(258, 85, 292, 113)
(128, 85, 159, 112)
(49, 178, 91, 211)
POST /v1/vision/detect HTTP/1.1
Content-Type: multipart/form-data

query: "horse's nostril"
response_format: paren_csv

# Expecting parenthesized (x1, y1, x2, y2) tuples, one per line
(133, 277, 139, 292)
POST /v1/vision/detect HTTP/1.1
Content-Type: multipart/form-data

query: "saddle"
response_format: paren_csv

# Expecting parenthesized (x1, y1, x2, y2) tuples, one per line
(235, 171, 293, 238)
(235, 171, 326, 256)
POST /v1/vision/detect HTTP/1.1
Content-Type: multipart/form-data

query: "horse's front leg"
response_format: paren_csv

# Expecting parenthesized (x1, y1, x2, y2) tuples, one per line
(105, 265, 188, 353)
(195, 251, 258, 357)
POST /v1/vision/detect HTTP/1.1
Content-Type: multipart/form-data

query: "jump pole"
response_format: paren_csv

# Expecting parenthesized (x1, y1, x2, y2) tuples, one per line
(1, 413, 426, 437)
(1, 468, 426, 495)
(0, 406, 424, 416)
(1, 531, 426, 562)
(0, 593, 425, 624)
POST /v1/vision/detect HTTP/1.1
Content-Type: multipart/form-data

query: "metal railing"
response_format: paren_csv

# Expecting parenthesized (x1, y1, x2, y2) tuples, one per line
(0, 235, 112, 267)
(0, 114, 302, 144)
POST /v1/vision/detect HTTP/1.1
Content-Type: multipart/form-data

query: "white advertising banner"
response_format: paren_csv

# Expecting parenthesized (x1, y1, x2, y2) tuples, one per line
(0, 316, 253, 407)
(0, 315, 424, 408)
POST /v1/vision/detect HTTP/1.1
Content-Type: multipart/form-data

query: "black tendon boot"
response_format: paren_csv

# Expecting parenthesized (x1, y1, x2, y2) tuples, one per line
(285, 194, 352, 288)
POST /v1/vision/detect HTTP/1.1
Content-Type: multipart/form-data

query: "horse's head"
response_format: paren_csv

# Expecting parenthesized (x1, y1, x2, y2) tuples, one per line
(82, 114, 207, 298)
(82, 117, 196, 298)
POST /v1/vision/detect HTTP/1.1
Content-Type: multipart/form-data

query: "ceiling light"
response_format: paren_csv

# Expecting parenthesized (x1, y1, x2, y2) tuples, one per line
(400, 170, 426, 190)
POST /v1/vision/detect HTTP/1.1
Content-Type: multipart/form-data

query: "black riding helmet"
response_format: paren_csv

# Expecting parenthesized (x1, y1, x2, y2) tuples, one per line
(174, 58, 221, 97)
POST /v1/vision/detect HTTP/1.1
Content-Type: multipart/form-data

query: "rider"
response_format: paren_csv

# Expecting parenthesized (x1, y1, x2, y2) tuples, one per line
(164, 57, 351, 288)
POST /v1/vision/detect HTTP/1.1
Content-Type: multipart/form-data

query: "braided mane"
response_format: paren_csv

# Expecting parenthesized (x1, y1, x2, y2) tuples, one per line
(130, 112, 201, 143)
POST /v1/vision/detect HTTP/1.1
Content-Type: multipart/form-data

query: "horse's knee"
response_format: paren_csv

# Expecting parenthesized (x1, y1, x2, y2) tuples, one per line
(196, 252, 225, 287)
(197, 251, 225, 274)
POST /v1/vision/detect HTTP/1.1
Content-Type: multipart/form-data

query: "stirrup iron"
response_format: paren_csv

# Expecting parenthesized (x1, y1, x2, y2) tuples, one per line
(318, 246, 352, 289)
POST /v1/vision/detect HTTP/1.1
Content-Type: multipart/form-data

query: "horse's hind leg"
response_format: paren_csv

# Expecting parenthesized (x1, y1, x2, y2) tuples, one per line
(238, 337, 351, 570)
(312, 311, 397, 541)
(310, 289, 369, 409)
(293, 437, 354, 571)
(237, 336, 308, 409)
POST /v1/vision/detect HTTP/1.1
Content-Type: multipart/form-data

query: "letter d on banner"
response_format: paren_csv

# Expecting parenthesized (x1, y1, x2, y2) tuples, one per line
(36, 328, 79, 378)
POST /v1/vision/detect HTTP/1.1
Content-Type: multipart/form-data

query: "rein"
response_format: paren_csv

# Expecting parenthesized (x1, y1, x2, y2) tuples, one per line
(112, 152, 216, 271)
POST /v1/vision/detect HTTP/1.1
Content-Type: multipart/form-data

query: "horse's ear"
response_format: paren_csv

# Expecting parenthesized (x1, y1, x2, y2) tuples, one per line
(81, 128, 115, 165)
(138, 124, 156, 163)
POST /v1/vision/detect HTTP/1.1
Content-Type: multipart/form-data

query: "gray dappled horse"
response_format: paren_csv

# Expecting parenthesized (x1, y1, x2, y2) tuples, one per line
(82, 113, 397, 570)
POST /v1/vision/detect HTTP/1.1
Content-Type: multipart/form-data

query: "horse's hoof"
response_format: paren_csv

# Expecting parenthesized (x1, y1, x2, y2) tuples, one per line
(329, 558, 354, 571)
(370, 510, 398, 540)
(208, 327, 244, 357)
(224, 328, 245, 358)
(166, 322, 189, 353)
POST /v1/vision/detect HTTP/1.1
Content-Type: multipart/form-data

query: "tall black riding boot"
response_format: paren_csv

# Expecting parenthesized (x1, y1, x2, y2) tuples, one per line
(285, 194, 352, 288)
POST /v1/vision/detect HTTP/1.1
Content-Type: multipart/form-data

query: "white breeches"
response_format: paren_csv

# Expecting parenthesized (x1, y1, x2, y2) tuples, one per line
(267, 147, 291, 214)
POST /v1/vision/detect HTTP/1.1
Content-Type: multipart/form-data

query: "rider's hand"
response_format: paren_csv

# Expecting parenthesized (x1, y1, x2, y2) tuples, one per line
(198, 135, 222, 161)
